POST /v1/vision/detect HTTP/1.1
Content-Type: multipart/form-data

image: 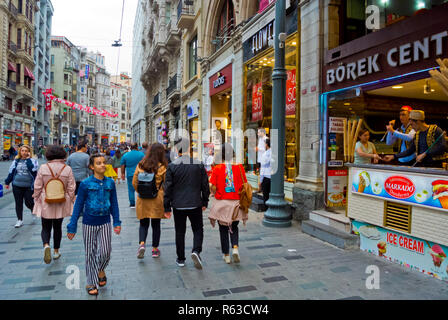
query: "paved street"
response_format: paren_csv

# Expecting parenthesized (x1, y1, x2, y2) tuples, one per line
(0, 170, 447, 301)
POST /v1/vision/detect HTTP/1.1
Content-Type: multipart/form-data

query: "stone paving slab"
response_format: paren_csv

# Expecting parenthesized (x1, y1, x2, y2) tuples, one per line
(1, 180, 448, 300)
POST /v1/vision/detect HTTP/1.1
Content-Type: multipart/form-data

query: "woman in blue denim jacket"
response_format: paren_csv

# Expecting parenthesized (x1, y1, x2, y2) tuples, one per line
(67, 153, 121, 296)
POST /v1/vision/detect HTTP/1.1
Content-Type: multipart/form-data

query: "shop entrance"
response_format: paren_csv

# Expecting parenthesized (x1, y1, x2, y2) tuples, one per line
(210, 88, 232, 147)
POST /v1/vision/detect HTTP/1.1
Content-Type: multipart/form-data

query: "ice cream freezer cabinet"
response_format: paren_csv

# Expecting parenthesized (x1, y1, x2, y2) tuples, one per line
(346, 163, 448, 281)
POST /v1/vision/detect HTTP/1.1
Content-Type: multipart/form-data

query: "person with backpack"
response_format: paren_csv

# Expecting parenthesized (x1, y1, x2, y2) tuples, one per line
(32, 145, 76, 264)
(132, 143, 168, 259)
(4, 145, 39, 228)
(67, 153, 121, 296)
(164, 137, 210, 269)
(208, 143, 251, 264)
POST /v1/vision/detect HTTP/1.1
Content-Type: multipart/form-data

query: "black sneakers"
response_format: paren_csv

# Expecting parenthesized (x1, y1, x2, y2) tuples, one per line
(191, 252, 203, 270)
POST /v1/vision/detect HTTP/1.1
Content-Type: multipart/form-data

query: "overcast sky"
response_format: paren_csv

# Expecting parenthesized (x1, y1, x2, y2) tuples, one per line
(51, 0, 139, 77)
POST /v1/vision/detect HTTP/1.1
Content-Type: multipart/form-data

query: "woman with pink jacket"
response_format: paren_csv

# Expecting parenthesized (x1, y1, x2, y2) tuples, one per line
(33, 145, 76, 264)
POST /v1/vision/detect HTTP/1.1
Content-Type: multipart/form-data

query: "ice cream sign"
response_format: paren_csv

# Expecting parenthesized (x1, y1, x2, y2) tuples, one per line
(352, 168, 448, 212)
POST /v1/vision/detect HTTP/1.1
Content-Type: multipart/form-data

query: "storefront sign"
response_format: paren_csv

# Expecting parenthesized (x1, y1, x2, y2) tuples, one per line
(353, 220, 448, 281)
(252, 82, 263, 122)
(209, 64, 232, 96)
(286, 69, 296, 116)
(327, 169, 347, 207)
(352, 168, 448, 212)
(329, 117, 345, 133)
(243, 6, 298, 63)
(323, 6, 448, 92)
(328, 160, 344, 167)
(187, 100, 199, 120)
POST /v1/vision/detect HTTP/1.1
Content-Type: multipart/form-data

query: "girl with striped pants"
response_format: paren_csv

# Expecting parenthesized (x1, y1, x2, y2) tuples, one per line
(67, 153, 122, 296)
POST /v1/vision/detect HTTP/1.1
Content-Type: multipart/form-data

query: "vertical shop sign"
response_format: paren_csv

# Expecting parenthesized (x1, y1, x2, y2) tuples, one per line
(286, 69, 296, 116)
(252, 83, 263, 122)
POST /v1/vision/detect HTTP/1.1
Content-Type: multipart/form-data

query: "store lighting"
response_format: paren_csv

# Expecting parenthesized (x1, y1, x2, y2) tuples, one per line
(381, 0, 388, 5)
(416, 1, 425, 9)
(344, 102, 350, 106)
(292, 42, 297, 46)
(392, 85, 403, 89)
(431, 89, 435, 92)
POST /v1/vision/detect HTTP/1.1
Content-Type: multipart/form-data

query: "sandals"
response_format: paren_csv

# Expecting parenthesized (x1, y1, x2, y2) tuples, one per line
(86, 286, 98, 296)
(98, 274, 107, 287)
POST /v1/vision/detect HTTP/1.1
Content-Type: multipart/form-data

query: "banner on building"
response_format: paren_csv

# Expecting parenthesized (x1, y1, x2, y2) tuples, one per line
(252, 82, 263, 122)
(286, 69, 296, 116)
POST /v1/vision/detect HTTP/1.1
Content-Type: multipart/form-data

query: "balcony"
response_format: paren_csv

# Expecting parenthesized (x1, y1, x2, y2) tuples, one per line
(166, 74, 180, 99)
(7, 80, 16, 91)
(152, 92, 160, 108)
(166, 20, 181, 47)
(177, 0, 195, 30)
(8, 41, 17, 54)
(17, 85, 34, 102)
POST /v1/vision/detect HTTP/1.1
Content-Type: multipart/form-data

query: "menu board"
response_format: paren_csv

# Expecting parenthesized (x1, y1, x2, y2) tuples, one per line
(351, 168, 448, 212)
(327, 169, 347, 207)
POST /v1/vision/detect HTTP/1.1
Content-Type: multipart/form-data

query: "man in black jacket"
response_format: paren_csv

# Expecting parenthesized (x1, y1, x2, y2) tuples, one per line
(164, 137, 210, 269)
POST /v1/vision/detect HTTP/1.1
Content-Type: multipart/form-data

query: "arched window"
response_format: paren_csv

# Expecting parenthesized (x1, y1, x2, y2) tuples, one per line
(215, 0, 234, 51)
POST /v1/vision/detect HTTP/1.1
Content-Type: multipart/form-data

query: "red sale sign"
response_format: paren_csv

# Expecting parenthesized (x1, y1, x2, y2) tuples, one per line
(286, 69, 296, 116)
(252, 82, 263, 122)
(385, 176, 415, 199)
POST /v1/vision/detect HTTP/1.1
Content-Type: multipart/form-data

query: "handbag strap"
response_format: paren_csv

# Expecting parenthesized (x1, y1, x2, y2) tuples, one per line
(238, 164, 246, 184)
(47, 164, 66, 179)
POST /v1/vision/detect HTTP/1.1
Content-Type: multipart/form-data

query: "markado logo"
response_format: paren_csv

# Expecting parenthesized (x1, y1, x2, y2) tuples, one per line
(385, 176, 415, 199)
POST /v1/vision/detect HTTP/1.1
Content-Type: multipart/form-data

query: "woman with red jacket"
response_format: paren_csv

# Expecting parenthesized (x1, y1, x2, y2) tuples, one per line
(209, 143, 248, 264)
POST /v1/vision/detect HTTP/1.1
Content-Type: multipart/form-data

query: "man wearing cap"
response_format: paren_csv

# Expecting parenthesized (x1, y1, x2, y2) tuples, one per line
(385, 106, 416, 166)
(384, 110, 447, 168)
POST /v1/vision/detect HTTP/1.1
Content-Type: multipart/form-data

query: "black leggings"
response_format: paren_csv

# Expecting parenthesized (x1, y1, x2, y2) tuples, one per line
(139, 218, 161, 247)
(41, 218, 64, 249)
(261, 178, 271, 204)
(219, 221, 239, 255)
(12, 186, 34, 221)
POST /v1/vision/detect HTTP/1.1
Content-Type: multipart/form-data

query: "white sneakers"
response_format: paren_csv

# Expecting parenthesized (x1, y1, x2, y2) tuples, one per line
(232, 247, 240, 263)
(53, 252, 61, 260)
(14, 220, 23, 228)
(223, 255, 231, 264)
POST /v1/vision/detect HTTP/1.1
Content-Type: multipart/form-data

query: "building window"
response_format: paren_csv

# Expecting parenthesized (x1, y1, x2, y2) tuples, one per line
(64, 74, 69, 84)
(5, 98, 13, 112)
(50, 72, 54, 83)
(64, 91, 68, 100)
(15, 120, 22, 130)
(16, 64, 21, 84)
(4, 118, 12, 129)
(215, 0, 234, 51)
(122, 114, 125, 120)
(121, 123, 125, 130)
(17, 29, 22, 49)
(51, 55, 54, 65)
(189, 35, 198, 79)
(122, 94, 126, 102)
(18, 0, 23, 13)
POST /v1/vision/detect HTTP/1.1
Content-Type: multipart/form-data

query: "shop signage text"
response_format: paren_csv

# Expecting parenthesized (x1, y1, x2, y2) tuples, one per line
(384, 176, 415, 199)
(251, 21, 274, 55)
(209, 64, 232, 96)
(213, 73, 226, 89)
(326, 30, 448, 86)
(387, 232, 425, 254)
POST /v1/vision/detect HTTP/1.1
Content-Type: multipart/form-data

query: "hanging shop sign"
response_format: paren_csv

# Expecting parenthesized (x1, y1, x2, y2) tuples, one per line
(329, 117, 345, 134)
(252, 82, 263, 122)
(209, 64, 232, 96)
(323, 5, 448, 92)
(187, 100, 199, 120)
(353, 220, 448, 282)
(286, 69, 296, 116)
(351, 168, 448, 212)
(243, 6, 298, 63)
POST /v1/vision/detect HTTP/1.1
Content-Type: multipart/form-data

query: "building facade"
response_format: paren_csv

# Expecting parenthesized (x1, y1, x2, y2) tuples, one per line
(131, 0, 146, 145)
(111, 73, 132, 144)
(33, 0, 53, 148)
(1, 0, 37, 155)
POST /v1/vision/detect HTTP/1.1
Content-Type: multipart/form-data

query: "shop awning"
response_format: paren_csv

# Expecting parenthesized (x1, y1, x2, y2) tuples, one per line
(24, 67, 35, 81)
(8, 62, 17, 72)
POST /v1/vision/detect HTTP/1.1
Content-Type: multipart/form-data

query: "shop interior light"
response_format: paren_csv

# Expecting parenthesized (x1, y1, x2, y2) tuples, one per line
(416, 1, 425, 9)
(292, 42, 297, 46)
(392, 85, 404, 89)
(344, 102, 351, 105)
(381, 0, 389, 5)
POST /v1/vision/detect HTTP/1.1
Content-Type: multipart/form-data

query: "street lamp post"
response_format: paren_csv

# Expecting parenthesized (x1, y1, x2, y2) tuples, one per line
(263, 0, 292, 228)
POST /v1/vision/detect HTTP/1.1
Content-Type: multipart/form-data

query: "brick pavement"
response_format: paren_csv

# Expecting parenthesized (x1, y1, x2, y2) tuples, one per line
(0, 181, 447, 300)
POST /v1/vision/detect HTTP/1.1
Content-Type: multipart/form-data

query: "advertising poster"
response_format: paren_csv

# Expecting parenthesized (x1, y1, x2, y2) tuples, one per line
(252, 83, 263, 122)
(327, 169, 347, 207)
(212, 117, 227, 145)
(352, 168, 448, 212)
(3, 136, 11, 151)
(353, 220, 448, 281)
(329, 117, 345, 133)
(286, 69, 296, 116)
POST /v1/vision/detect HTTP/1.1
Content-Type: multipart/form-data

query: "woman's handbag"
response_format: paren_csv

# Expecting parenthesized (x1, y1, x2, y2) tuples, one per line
(238, 165, 253, 214)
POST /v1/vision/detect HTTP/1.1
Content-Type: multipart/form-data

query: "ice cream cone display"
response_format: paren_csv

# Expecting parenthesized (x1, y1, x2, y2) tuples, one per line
(377, 241, 387, 256)
(432, 180, 448, 209)
(357, 171, 370, 193)
(429, 244, 446, 267)
(430, 58, 448, 96)
(349, 120, 357, 163)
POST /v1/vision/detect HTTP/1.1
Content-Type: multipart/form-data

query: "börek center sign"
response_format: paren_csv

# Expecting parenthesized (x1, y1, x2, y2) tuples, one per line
(323, 5, 448, 92)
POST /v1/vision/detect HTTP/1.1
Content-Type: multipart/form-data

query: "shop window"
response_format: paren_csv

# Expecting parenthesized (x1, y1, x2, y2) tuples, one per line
(189, 35, 198, 79)
(215, 0, 234, 51)
(4, 118, 12, 129)
(15, 121, 22, 131)
(5, 98, 13, 111)
(243, 37, 298, 182)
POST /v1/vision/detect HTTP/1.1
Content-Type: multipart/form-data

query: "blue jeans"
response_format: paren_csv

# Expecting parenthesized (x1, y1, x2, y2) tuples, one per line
(127, 176, 136, 206)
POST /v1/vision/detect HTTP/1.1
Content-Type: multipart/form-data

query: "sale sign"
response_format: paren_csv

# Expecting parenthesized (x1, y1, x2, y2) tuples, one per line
(352, 168, 448, 212)
(252, 82, 263, 122)
(286, 69, 296, 116)
(353, 220, 448, 282)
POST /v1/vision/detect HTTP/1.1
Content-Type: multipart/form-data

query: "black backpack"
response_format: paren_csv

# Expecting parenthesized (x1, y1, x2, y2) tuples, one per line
(137, 170, 162, 199)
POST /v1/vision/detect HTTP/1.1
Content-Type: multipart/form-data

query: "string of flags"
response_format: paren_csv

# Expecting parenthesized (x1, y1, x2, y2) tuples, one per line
(42, 89, 119, 118)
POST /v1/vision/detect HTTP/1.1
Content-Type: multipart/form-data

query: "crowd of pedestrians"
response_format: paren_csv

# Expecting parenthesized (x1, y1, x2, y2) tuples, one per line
(3, 138, 254, 296)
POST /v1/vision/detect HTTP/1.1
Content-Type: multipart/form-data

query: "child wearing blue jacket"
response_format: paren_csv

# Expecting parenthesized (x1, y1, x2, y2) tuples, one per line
(67, 153, 122, 296)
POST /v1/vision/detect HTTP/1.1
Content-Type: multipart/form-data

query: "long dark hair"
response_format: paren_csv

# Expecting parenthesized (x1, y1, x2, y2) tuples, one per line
(114, 149, 122, 159)
(139, 143, 168, 173)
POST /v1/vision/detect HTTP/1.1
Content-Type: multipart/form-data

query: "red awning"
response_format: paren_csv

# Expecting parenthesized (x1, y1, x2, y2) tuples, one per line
(24, 67, 35, 81)
(8, 62, 17, 72)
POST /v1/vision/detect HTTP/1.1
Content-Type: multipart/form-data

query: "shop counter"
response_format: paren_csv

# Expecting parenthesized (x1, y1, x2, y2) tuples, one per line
(346, 163, 448, 281)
